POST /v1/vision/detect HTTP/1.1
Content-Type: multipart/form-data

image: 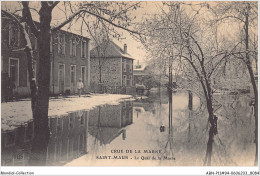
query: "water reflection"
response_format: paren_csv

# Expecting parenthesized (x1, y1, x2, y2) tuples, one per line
(88, 102, 133, 145)
(1, 101, 133, 166)
(1, 91, 256, 166)
(160, 90, 174, 163)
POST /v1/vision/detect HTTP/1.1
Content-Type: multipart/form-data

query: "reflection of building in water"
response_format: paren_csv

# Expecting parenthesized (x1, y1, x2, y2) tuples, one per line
(1, 121, 34, 166)
(1, 111, 89, 166)
(88, 101, 133, 145)
(46, 111, 88, 166)
(133, 91, 168, 114)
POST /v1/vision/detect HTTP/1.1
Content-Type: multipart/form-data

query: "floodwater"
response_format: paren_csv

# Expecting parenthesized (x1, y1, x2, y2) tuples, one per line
(1, 90, 256, 166)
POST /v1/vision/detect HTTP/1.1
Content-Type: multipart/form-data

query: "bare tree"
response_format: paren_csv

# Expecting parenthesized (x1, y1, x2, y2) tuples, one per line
(138, 2, 249, 165)
(210, 1, 258, 165)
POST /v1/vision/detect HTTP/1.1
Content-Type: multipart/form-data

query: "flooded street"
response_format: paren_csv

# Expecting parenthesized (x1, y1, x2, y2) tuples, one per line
(1, 90, 256, 166)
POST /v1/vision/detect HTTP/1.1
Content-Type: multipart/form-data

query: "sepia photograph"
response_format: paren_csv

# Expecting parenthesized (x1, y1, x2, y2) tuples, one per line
(1, 0, 259, 175)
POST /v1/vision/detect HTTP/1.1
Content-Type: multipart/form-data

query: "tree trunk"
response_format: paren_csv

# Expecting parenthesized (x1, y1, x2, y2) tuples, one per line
(29, 4, 52, 165)
(188, 90, 193, 110)
(204, 125, 214, 166)
(24, 48, 37, 116)
(245, 8, 258, 166)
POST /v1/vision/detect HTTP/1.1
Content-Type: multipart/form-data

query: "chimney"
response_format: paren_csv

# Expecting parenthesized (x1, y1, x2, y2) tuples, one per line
(124, 44, 127, 54)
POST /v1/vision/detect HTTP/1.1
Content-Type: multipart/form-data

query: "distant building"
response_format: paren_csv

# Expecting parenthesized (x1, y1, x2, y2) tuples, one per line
(133, 61, 148, 86)
(1, 11, 91, 97)
(90, 41, 134, 92)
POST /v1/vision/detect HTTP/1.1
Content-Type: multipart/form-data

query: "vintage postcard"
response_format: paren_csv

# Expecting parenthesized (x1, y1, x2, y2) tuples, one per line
(1, 1, 259, 175)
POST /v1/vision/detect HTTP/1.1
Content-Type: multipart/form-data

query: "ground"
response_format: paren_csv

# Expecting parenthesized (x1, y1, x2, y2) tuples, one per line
(1, 94, 133, 131)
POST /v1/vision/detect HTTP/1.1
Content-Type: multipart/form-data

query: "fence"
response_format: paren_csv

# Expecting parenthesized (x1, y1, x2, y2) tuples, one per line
(89, 82, 136, 95)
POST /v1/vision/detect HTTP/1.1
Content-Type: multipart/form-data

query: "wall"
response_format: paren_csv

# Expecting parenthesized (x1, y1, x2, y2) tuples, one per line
(90, 57, 122, 89)
(1, 16, 91, 97)
(51, 31, 90, 95)
(1, 18, 39, 96)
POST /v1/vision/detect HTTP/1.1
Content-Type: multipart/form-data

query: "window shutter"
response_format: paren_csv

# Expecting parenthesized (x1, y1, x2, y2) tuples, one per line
(73, 39, 76, 56)
(63, 35, 65, 54)
(81, 40, 83, 57)
(9, 22, 12, 46)
(70, 39, 72, 56)
(84, 41, 87, 58)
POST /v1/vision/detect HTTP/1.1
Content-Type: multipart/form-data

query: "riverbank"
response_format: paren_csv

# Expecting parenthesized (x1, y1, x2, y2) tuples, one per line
(1, 94, 133, 131)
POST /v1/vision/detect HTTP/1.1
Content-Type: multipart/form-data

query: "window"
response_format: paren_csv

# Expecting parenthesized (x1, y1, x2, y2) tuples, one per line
(58, 34, 65, 55)
(129, 76, 132, 86)
(123, 60, 126, 72)
(9, 58, 19, 87)
(126, 62, 130, 73)
(57, 118, 63, 132)
(129, 62, 132, 73)
(70, 38, 76, 56)
(127, 76, 130, 86)
(81, 66, 86, 86)
(5, 131, 16, 147)
(69, 116, 73, 129)
(9, 22, 20, 48)
(123, 75, 126, 86)
(81, 40, 87, 58)
(80, 115, 84, 125)
(70, 65, 76, 92)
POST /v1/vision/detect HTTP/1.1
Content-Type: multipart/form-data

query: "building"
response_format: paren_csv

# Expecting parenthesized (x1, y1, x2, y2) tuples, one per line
(90, 41, 134, 92)
(1, 11, 91, 97)
(133, 61, 148, 86)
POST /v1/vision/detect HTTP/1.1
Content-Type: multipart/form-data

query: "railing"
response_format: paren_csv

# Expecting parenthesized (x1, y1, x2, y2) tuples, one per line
(90, 83, 136, 95)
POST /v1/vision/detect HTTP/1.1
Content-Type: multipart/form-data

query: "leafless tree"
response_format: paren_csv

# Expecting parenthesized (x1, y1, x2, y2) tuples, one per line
(138, 2, 250, 165)
(209, 1, 258, 165)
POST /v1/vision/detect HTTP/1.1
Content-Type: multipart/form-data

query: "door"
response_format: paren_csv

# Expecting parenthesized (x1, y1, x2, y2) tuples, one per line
(58, 64, 65, 93)
(81, 66, 86, 92)
(70, 65, 76, 94)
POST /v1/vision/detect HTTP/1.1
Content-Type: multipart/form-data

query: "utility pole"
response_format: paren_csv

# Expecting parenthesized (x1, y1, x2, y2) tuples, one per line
(168, 56, 173, 133)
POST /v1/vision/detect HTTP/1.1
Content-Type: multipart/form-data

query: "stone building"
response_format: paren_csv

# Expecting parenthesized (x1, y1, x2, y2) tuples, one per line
(90, 41, 134, 92)
(1, 11, 91, 97)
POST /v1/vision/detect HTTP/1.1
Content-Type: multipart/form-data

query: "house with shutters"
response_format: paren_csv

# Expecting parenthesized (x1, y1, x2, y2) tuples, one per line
(1, 11, 91, 97)
(90, 41, 134, 92)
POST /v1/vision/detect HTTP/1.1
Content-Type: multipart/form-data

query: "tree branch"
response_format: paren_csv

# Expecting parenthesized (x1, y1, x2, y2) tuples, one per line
(51, 1, 60, 9)
(21, 1, 39, 38)
(51, 9, 83, 31)
(81, 8, 140, 35)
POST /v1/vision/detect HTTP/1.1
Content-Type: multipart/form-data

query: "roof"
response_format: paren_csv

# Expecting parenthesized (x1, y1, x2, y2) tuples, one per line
(90, 41, 134, 59)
